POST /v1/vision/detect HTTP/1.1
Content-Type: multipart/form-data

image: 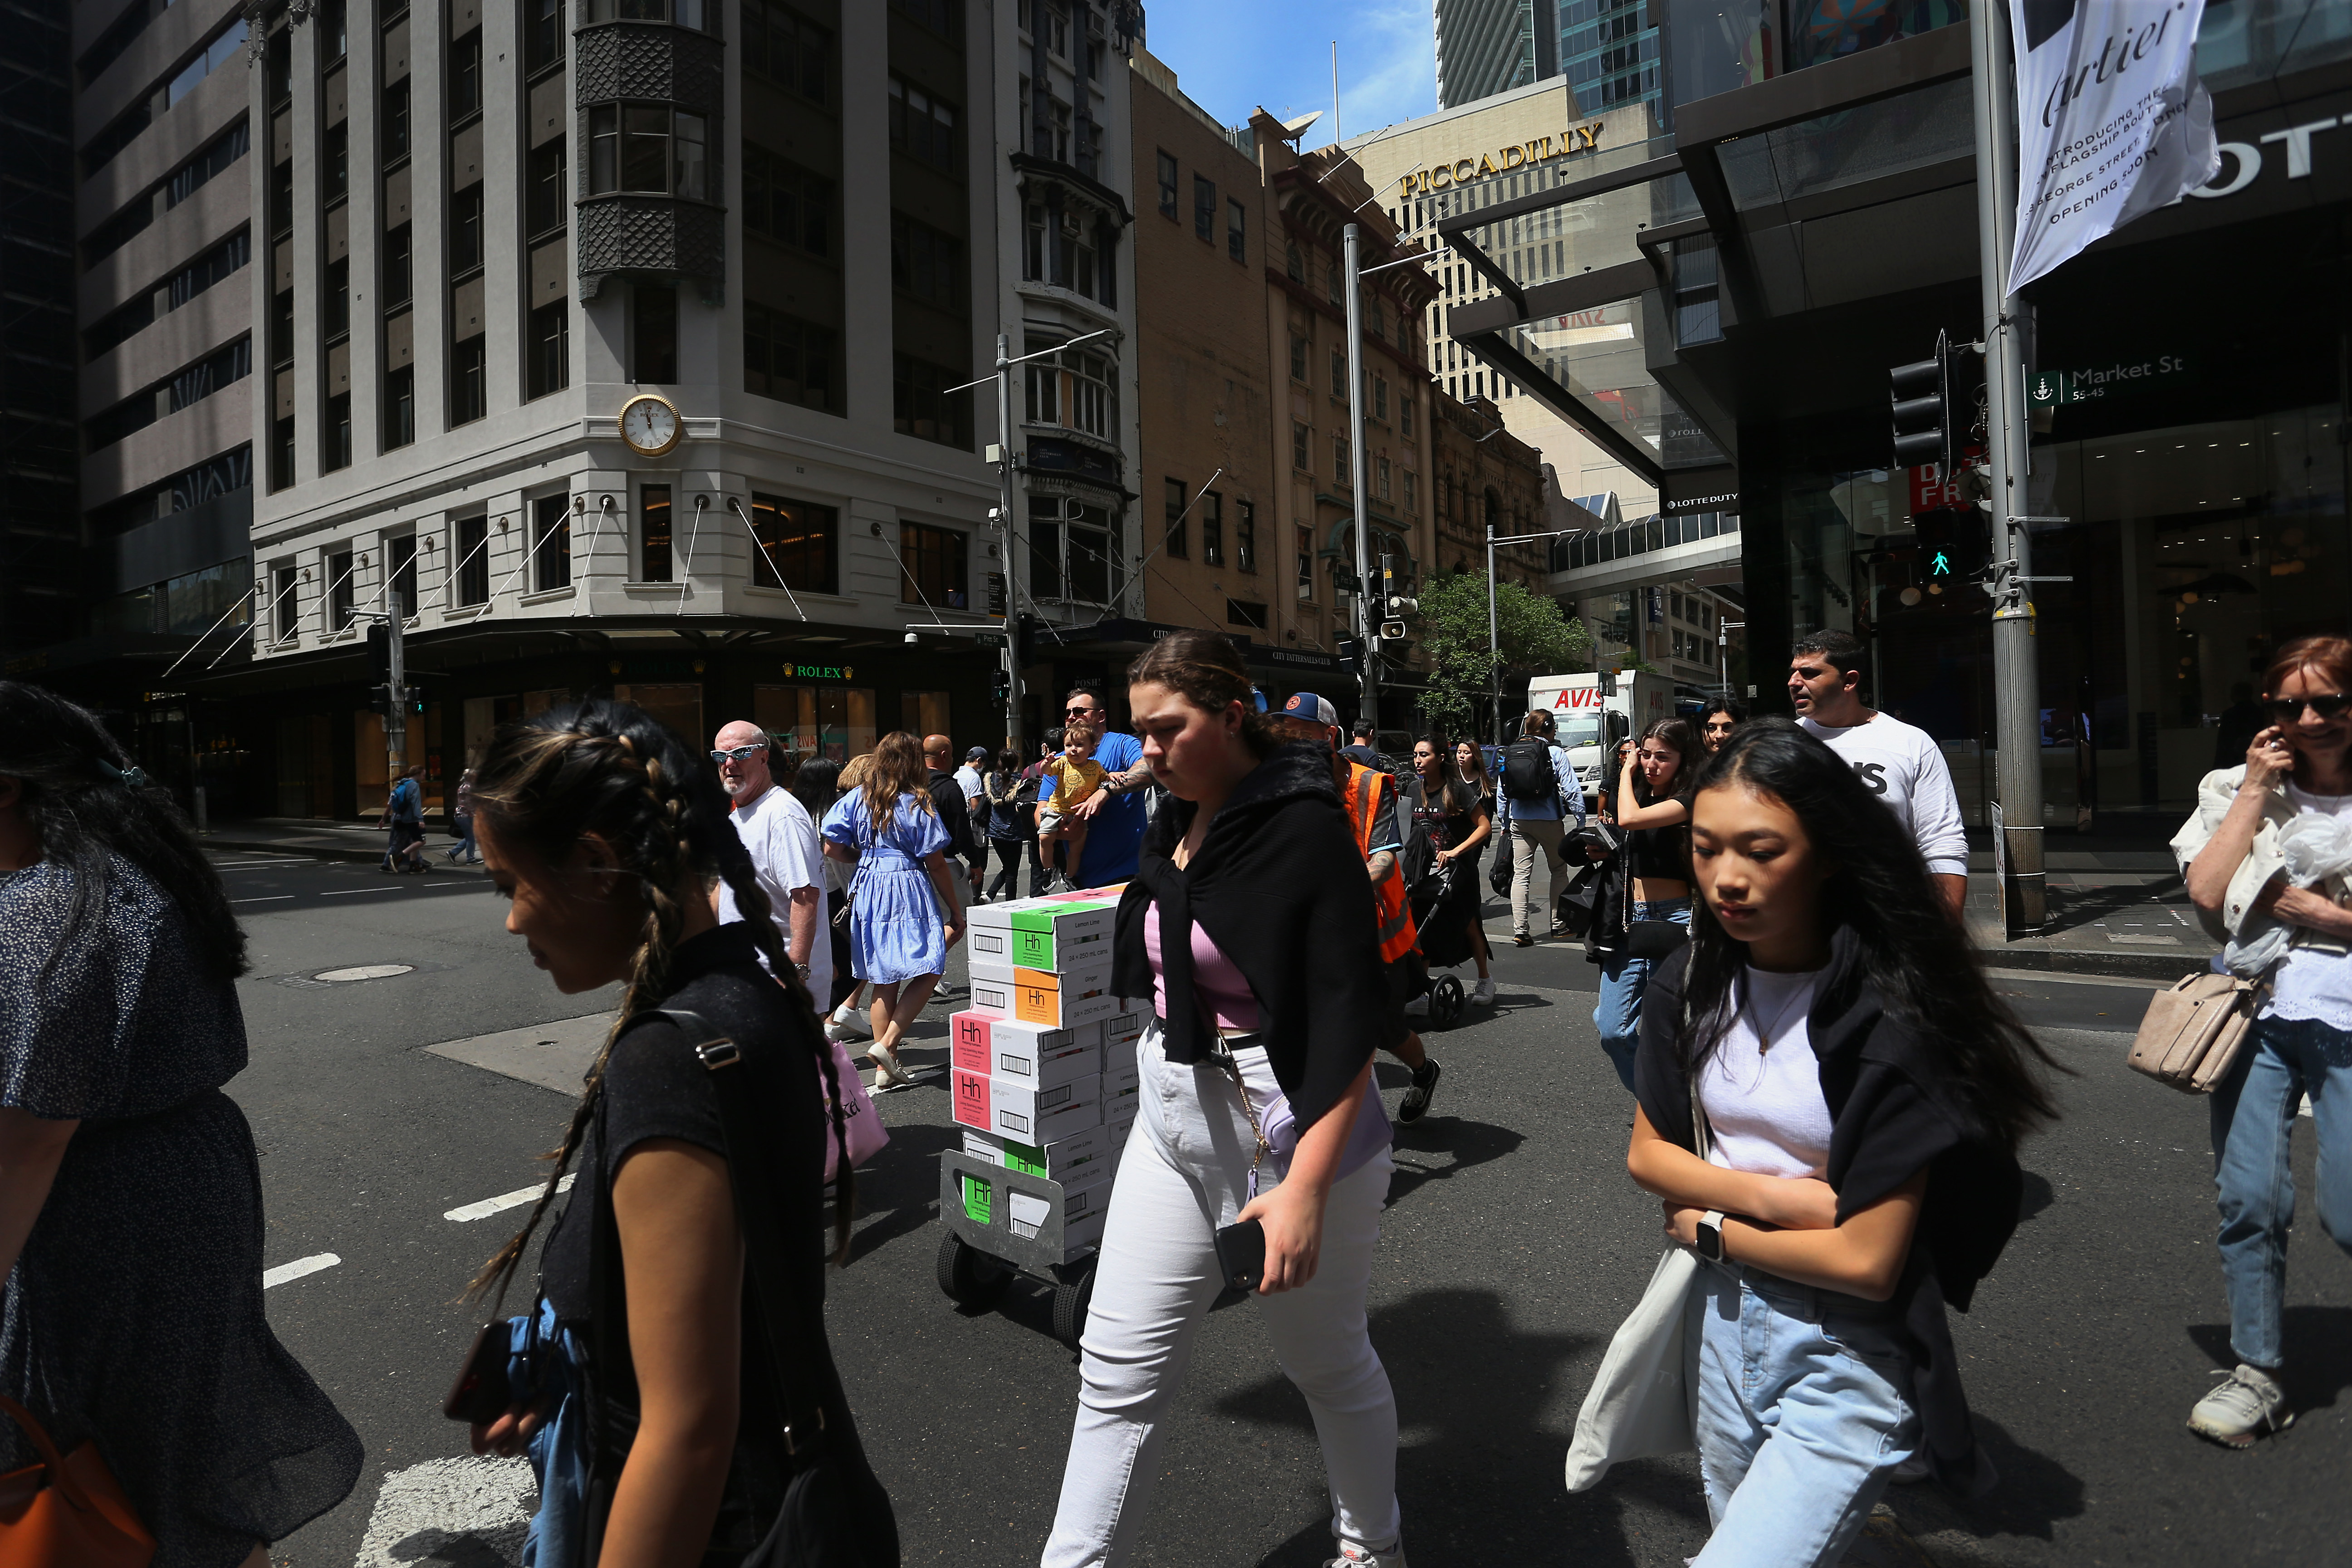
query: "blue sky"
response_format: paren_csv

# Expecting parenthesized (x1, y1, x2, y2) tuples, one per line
(1139, 0, 1438, 150)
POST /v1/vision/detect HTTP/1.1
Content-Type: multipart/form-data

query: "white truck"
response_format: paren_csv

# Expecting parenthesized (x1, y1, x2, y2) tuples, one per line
(1523, 670, 1679, 808)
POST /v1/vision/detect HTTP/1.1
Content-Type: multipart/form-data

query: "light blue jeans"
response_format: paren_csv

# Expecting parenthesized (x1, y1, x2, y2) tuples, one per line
(1593, 898, 1691, 1092)
(1685, 1263, 1920, 1568)
(2210, 1013, 2352, 1369)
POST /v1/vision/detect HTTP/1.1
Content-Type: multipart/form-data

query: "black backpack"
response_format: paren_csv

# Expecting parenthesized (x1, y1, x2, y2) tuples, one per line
(1499, 736, 1558, 804)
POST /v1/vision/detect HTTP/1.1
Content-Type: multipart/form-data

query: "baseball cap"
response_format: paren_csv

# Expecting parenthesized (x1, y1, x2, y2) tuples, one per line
(1276, 691, 1338, 727)
(966, 746, 988, 761)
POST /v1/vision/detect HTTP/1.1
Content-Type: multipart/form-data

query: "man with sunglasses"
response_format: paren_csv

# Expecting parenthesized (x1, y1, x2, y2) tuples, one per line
(1788, 629, 1968, 915)
(1034, 681, 1151, 887)
(709, 720, 829, 1007)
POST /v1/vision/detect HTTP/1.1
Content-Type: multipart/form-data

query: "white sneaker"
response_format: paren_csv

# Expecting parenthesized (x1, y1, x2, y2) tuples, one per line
(1402, 995, 1430, 1018)
(826, 1004, 868, 1043)
(1472, 976, 1495, 1007)
(2188, 1363, 2292, 1448)
(1327, 1544, 1406, 1568)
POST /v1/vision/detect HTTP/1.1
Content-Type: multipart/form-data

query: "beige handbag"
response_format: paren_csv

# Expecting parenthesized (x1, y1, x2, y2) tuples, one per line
(2126, 972, 2267, 1093)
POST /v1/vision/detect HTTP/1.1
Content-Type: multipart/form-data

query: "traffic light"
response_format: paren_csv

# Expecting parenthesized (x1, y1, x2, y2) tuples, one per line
(366, 621, 392, 686)
(368, 684, 393, 715)
(1911, 511, 1989, 588)
(991, 664, 1013, 706)
(406, 686, 427, 715)
(1337, 637, 1364, 675)
(1010, 612, 1042, 670)
(1890, 328, 1960, 473)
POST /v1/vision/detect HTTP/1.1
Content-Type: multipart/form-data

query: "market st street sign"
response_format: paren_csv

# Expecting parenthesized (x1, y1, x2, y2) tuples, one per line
(2026, 354, 2191, 407)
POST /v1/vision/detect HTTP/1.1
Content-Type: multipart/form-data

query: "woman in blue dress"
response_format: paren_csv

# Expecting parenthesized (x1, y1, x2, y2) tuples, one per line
(823, 730, 965, 1092)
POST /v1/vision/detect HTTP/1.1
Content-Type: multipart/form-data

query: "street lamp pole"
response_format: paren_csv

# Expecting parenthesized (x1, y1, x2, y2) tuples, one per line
(1343, 224, 1377, 723)
(1482, 524, 1587, 746)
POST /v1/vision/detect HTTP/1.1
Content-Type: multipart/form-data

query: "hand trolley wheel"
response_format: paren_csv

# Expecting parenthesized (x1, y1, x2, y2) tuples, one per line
(936, 1230, 1013, 1309)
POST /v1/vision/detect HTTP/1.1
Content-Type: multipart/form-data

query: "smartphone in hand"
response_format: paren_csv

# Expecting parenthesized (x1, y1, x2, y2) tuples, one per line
(1214, 1219, 1267, 1294)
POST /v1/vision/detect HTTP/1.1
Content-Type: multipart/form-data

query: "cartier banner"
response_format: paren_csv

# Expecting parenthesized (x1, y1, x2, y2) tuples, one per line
(2008, 0, 2220, 293)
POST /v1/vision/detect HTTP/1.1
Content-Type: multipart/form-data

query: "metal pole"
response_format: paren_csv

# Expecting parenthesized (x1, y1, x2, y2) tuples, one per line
(1971, 0, 2044, 931)
(995, 330, 1024, 758)
(386, 590, 407, 784)
(1485, 523, 1501, 747)
(1344, 224, 1377, 724)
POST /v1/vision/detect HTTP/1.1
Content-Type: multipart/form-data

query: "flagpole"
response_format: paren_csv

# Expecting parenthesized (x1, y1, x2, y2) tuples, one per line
(1974, 0, 2043, 933)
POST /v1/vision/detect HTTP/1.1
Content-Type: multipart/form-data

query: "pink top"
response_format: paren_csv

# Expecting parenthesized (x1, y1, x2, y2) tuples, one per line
(1142, 904, 1263, 1030)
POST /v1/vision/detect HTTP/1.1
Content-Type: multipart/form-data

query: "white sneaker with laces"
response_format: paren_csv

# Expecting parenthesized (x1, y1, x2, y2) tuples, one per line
(2188, 1363, 2292, 1448)
(1472, 976, 1495, 1007)
(1402, 994, 1431, 1018)
(1326, 1544, 1406, 1568)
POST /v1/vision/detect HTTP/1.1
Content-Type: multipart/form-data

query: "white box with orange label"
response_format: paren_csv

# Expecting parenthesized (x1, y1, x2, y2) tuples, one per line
(948, 1011, 1102, 1090)
(950, 1066, 1102, 1142)
(965, 961, 1121, 1031)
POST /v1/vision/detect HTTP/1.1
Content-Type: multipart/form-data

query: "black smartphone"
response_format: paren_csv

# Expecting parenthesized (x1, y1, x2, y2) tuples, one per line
(1214, 1219, 1267, 1294)
(443, 1321, 513, 1424)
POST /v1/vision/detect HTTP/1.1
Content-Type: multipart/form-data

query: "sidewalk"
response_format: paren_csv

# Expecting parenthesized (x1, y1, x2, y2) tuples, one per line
(204, 817, 489, 873)
(1963, 841, 2203, 981)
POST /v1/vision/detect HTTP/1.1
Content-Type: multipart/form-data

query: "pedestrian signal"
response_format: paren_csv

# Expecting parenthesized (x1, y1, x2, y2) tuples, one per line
(1891, 329, 1962, 474)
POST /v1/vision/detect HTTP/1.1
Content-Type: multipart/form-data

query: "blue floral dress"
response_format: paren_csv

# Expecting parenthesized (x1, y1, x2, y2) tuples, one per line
(822, 790, 953, 984)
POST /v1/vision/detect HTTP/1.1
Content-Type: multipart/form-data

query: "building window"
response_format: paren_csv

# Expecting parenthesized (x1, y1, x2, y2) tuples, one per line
(1376, 456, 1391, 500)
(1328, 347, 1344, 398)
(900, 520, 968, 608)
(388, 534, 419, 614)
(1373, 375, 1388, 421)
(1285, 240, 1303, 281)
(632, 284, 677, 382)
(742, 146, 830, 255)
(1161, 477, 1187, 559)
(327, 549, 354, 629)
(741, 0, 828, 102)
(1292, 421, 1310, 472)
(456, 515, 490, 605)
(1023, 336, 1116, 440)
(583, 0, 709, 25)
(748, 492, 837, 592)
(1401, 470, 1416, 513)
(1236, 500, 1255, 573)
(273, 565, 299, 641)
(270, 416, 295, 490)
(529, 141, 568, 238)
(641, 484, 672, 582)
(324, 394, 352, 470)
(323, 122, 348, 203)
(452, 335, 487, 424)
(533, 495, 571, 592)
(1401, 392, 1414, 437)
(1289, 333, 1307, 383)
(527, 0, 566, 70)
(451, 29, 482, 117)
(1295, 525, 1313, 601)
(382, 79, 410, 162)
(384, 365, 415, 448)
(887, 76, 959, 173)
(1191, 174, 1214, 242)
(1156, 150, 1176, 218)
(1225, 598, 1267, 630)
(744, 303, 838, 412)
(586, 106, 706, 198)
(383, 225, 412, 307)
(891, 213, 963, 312)
(451, 187, 485, 273)
(324, 258, 350, 339)
(1226, 197, 1245, 262)
(1201, 493, 1223, 567)
(528, 301, 569, 398)
(1333, 434, 1349, 481)
(1027, 494, 1121, 605)
(894, 354, 971, 448)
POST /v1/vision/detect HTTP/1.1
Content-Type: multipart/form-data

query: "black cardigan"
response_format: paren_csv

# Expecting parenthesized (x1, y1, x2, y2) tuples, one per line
(1111, 742, 1386, 1132)
(1632, 929, 2023, 1498)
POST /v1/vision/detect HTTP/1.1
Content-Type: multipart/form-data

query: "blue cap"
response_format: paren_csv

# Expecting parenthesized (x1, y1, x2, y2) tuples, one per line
(1277, 691, 1338, 726)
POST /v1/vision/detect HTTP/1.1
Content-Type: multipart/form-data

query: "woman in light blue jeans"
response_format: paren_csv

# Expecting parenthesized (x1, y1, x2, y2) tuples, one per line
(1594, 718, 1698, 1092)
(1626, 719, 2059, 1565)
(2177, 634, 2352, 1447)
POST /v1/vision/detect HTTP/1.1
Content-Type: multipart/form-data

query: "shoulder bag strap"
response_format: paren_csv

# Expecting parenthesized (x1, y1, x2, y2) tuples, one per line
(630, 1007, 833, 1459)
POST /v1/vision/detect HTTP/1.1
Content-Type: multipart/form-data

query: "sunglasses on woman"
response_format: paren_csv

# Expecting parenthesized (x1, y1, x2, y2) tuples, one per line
(2265, 694, 2352, 722)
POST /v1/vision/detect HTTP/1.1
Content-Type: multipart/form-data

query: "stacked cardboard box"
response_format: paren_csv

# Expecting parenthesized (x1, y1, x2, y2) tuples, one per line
(948, 889, 1143, 1259)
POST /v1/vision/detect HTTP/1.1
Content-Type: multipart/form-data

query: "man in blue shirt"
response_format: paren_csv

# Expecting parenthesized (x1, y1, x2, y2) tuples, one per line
(1035, 681, 1150, 888)
(1496, 708, 1583, 946)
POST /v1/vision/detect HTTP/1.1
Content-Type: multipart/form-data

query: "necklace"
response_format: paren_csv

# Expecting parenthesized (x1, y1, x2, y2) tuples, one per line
(1742, 971, 1816, 1055)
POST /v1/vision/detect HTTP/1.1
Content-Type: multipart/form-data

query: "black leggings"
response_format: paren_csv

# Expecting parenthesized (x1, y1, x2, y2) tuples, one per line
(986, 838, 1027, 902)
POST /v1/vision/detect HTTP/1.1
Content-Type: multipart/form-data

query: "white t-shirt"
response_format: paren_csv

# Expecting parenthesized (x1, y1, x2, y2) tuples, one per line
(2262, 783, 2352, 1031)
(954, 763, 983, 804)
(1699, 966, 1834, 1180)
(717, 784, 831, 1004)
(1799, 712, 1969, 878)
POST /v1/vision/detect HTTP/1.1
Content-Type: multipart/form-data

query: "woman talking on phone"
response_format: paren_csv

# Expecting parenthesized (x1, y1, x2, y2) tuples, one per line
(1626, 719, 2058, 1565)
(2175, 634, 2352, 1447)
(1043, 630, 1402, 1568)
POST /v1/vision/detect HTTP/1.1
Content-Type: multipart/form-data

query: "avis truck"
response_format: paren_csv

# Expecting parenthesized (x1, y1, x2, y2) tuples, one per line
(1523, 670, 1678, 808)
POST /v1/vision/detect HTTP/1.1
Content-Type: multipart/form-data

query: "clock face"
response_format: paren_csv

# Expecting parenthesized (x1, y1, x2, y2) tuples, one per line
(620, 396, 680, 456)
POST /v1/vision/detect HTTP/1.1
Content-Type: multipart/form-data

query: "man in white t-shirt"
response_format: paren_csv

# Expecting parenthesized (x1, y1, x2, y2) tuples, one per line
(1787, 631, 1969, 915)
(710, 719, 830, 1003)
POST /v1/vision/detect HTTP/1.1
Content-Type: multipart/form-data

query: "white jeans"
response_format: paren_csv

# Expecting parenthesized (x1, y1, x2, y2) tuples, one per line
(1041, 1023, 1400, 1567)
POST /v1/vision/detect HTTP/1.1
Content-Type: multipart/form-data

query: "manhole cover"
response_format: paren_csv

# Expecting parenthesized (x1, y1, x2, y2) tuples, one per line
(314, 964, 416, 983)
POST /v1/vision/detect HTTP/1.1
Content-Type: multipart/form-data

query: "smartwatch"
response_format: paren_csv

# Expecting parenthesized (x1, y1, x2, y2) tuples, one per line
(1695, 1210, 1727, 1264)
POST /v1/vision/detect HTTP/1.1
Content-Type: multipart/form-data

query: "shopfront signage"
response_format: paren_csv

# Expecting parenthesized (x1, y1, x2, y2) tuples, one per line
(2026, 355, 2190, 407)
(784, 662, 855, 681)
(1396, 123, 1606, 197)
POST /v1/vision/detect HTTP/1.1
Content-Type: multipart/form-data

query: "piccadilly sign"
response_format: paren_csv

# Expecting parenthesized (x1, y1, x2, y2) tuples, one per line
(1397, 123, 1607, 197)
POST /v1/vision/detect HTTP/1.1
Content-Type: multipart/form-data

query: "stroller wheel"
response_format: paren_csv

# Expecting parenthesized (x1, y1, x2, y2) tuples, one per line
(1429, 973, 1465, 1029)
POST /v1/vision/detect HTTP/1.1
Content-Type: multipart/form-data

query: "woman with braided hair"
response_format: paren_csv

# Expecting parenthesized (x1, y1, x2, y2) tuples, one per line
(461, 699, 893, 1567)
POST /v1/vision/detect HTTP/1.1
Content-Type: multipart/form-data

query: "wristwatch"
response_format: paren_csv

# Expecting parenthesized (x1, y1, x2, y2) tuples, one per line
(1695, 1210, 1727, 1264)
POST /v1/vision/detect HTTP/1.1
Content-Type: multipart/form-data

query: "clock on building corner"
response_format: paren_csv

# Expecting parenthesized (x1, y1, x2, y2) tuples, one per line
(617, 393, 683, 457)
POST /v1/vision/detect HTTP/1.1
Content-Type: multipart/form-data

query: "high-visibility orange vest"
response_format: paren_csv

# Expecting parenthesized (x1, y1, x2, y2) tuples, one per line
(1340, 760, 1420, 965)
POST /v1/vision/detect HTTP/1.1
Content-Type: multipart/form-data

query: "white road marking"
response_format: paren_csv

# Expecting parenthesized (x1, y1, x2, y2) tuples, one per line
(353, 1455, 535, 1568)
(1983, 968, 2168, 991)
(233, 896, 295, 904)
(446, 1173, 575, 1222)
(322, 886, 404, 895)
(262, 1252, 341, 1288)
(214, 858, 317, 868)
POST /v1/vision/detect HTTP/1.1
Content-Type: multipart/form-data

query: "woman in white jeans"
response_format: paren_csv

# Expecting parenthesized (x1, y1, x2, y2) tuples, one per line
(1043, 629, 1404, 1568)
(1624, 719, 2060, 1567)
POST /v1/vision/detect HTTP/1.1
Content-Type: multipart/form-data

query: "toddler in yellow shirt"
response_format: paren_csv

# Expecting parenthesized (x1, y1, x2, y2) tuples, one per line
(1037, 730, 1107, 892)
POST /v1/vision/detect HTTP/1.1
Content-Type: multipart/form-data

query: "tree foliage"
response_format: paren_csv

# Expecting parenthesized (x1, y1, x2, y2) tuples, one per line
(1412, 571, 1591, 739)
